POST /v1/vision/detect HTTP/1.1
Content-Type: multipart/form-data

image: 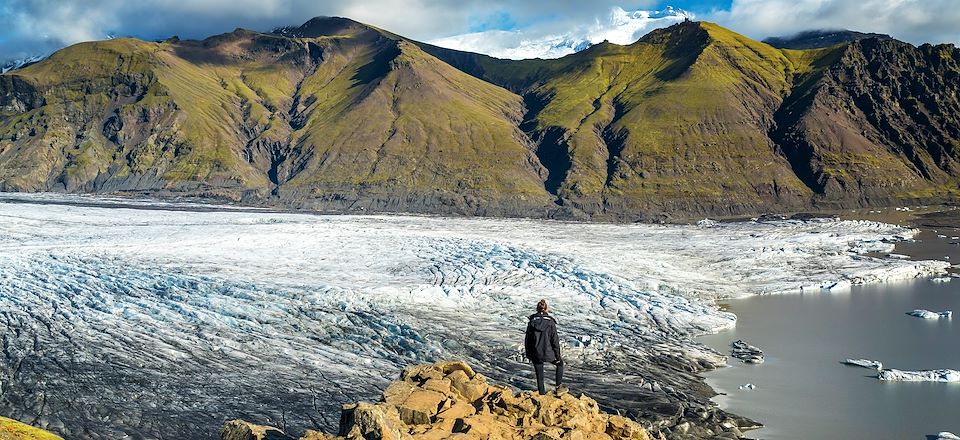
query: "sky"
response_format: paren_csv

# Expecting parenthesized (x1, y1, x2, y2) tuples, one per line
(1, 0, 959, 63)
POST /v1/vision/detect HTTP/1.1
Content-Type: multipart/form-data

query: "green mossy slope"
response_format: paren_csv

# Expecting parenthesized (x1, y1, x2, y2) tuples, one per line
(2, 18, 959, 219)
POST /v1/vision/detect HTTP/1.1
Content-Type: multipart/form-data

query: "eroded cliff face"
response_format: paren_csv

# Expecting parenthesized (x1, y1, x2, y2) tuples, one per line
(221, 361, 757, 440)
(1, 18, 958, 220)
(772, 39, 960, 208)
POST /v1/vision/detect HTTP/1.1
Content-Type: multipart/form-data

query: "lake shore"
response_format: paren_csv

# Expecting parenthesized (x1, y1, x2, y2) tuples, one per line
(698, 211, 960, 439)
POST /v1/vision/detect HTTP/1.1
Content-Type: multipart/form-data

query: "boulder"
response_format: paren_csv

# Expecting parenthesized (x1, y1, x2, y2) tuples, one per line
(221, 420, 293, 440)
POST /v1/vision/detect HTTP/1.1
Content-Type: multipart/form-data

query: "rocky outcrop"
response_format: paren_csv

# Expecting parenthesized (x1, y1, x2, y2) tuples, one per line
(763, 30, 892, 50)
(222, 361, 677, 440)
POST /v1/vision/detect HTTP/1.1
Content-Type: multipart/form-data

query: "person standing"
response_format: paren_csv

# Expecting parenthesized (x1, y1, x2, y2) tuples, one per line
(524, 299, 566, 395)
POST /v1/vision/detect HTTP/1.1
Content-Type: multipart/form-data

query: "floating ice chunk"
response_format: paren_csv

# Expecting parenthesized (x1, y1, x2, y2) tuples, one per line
(906, 309, 953, 319)
(938, 235, 948, 238)
(887, 253, 912, 260)
(731, 340, 764, 364)
(842, 359, 883, 370)
(697, 218, 718, 228)
(934, 432, 960, 440)
(931, 277, 953, 283)
(738, 383, 756, 390)
(878, 369, 960, 382)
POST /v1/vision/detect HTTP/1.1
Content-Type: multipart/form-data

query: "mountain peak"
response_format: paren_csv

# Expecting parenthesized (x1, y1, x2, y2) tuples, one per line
(763, 29, 893, 50)
(273, 16, 375, 39)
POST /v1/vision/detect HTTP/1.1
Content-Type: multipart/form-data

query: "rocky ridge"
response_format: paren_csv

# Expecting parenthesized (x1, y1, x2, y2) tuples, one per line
(222, 361, 754, 440)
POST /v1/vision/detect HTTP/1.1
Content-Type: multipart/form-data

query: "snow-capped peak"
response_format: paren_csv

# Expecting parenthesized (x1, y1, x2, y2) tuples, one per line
(429, 6, 693, 60)
(1, 55, 45, 74)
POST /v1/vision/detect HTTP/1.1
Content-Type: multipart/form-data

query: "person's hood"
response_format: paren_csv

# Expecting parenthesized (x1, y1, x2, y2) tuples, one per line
(528, 313, 555, 331)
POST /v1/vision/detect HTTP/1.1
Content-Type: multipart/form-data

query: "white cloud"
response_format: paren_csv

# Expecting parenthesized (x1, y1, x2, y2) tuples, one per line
(0, 0, 652, 62)
(2, 0, 958, 66)
(709, 0, 960, 45)
(429, 7, 693, 59)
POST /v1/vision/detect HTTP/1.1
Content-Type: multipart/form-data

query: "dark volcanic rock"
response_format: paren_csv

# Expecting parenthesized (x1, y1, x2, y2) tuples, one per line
(772, 37, 960, 207)
(764, 30, 893, 49)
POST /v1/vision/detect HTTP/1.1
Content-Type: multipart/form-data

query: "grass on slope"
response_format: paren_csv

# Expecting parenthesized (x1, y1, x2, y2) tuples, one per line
(0, 417, 63, 440)
(513, 21, 814, 207)
(286, 37, 551, 200)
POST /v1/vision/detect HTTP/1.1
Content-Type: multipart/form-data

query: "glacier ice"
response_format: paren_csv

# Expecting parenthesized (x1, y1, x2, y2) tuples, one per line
(878, 369, 960, 382)
(730, 340, 764, 364)
(906, 310, 953, 319)
(842, 359, 883, 370)
(0, 193, 949, 438)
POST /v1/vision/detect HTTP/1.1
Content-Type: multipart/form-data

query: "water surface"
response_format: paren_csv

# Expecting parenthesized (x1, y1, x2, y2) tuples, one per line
(699, 231, 960, 439)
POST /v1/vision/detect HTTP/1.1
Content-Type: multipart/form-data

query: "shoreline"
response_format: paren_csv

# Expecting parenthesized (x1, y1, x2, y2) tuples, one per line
(1, 190, 957, 227)
(698, 214, 960, 438)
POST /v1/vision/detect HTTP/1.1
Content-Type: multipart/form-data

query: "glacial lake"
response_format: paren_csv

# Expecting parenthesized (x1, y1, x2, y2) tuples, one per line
(699, 230, 960, 439)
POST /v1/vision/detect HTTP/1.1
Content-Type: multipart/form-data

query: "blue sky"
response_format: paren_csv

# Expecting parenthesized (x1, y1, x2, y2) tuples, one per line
(1, 0, 958, 63)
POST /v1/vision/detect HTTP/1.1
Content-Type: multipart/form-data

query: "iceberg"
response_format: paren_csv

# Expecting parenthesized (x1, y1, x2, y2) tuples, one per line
(842, 359, 883, 370)
(878, 369, 960, 382)
(906, 310, 953, 319)
(933, 432, 960, 440)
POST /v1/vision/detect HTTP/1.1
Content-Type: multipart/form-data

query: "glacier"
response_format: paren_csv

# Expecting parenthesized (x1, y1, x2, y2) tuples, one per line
(0, 193, 948, 438)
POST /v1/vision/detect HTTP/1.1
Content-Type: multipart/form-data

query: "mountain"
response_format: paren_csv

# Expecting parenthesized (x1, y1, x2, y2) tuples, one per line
(764, 30, 893, 49)
(427, 6, 693, 60)
(1, 18, 958, 221)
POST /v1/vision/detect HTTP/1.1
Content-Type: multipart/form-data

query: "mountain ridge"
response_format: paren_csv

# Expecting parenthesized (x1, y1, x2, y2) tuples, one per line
(1, 17, 958, 221)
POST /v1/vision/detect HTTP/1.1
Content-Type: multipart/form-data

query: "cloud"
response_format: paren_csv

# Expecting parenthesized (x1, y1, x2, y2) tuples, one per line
(0, 0, 653, 62)
(3, 0, 957, 65)
(709, 0, 960, 45)
(429, 7, 693, 59)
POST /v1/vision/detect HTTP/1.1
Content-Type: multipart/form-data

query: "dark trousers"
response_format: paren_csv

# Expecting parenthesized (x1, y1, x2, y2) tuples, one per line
(533, 360, 564, 395)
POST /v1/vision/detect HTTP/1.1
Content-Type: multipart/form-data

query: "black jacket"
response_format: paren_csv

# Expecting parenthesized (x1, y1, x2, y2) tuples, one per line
(525, 312, 560, 363)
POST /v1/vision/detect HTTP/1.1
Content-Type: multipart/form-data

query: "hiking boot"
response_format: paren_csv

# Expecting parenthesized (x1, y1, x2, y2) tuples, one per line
(554, 385, 569, 396)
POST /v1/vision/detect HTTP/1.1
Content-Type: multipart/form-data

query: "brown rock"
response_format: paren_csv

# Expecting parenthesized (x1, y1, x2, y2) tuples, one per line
(397, 390, 447, 425)
(421, 378, 454, 396)
(222, 361, 656, 440)
(338, 402, 405, 440)
(452, 377, 489, 403)
(382, 381, 417, 407)
(221, 420, 292, 440)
